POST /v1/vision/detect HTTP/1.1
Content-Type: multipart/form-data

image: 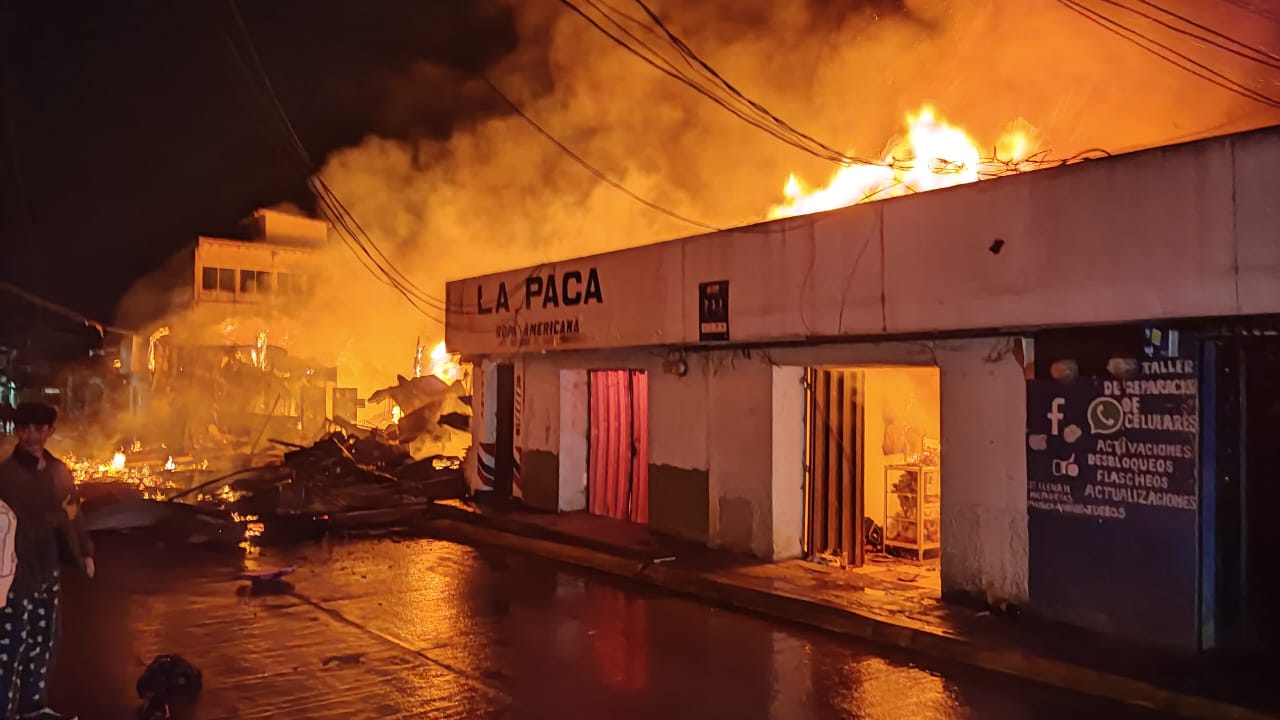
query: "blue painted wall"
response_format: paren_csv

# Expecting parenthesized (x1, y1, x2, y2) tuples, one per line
(1026, 355, 1201, 649)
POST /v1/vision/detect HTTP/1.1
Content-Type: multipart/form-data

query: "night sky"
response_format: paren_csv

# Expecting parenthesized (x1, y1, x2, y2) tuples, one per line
(1, 1, 518, 328)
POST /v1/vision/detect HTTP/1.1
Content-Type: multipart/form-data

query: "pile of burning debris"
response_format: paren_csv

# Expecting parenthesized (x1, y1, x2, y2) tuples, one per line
(77, 373, 470, 548)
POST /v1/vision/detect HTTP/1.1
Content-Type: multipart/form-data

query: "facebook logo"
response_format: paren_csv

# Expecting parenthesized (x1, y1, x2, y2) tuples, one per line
(1047, 398, 1066, 436)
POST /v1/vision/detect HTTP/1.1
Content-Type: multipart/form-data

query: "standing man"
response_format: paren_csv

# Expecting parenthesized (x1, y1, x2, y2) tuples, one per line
(0, 402, 93, 720)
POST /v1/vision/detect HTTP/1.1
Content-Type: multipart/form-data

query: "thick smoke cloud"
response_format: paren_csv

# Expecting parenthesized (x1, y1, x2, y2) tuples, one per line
(120, 0, 1280, 417)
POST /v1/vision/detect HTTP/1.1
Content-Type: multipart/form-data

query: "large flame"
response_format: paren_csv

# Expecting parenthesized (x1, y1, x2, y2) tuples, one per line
(768, 105, 1039, 219)
(249, 330, 269, 371)
(146, 326, 170, 373)
(427, 341, 462, 385)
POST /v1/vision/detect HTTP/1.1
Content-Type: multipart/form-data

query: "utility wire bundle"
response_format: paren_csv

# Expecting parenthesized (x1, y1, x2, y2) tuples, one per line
(561, 0, 884, 167)
(1057, 0, 1280, 109)
(225, 0, 451, 322)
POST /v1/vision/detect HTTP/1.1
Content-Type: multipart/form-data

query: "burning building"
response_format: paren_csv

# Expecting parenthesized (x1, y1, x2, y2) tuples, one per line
(447, 123, 1280, 657)
(126, 208, 347, 457)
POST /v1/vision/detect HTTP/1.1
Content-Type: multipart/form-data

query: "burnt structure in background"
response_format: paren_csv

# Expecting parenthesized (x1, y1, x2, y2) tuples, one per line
(126, 209, 346, 455)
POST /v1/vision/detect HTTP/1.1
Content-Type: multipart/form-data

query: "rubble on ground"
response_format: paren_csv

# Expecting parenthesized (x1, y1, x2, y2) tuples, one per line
(79, 374, 471, 546)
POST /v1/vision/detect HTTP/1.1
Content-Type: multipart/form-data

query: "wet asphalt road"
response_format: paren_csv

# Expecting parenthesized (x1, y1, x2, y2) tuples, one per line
(47, 533, 1165, 720)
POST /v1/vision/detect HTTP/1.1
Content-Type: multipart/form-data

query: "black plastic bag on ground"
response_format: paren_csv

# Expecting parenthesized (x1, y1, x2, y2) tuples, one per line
(137, 654, 202, 720)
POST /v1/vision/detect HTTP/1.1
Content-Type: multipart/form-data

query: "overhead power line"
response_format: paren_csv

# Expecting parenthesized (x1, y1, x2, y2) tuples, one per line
(559, 0, 882, 167)
(629, 0, 873, 163)
(0, 282, 133, 337)
(1057, 0, 1280, 109)
(225, 0, 450, 323)
(481, 76, 722, 232)
(1102, 0, 1280, 70)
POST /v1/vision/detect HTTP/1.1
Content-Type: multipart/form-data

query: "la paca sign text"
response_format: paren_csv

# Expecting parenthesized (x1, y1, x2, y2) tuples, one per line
(475, 268, 603, 314)
(479, 267, 603, 344)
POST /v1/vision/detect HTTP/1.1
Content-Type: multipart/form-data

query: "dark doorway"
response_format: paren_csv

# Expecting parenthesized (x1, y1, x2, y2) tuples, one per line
(1241, 338, 1280, 651)
(493, 363, 515, 500)
(1212, 334, 1280, 654)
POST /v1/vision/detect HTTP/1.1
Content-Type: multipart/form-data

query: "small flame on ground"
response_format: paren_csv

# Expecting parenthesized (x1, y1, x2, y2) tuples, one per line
(768, 105, 1040, 219)
(67, 453, 176, 500)
(164, 456, 176, 471)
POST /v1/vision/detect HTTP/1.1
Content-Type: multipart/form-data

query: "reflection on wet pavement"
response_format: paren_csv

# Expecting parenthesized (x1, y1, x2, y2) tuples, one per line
(51, 534, 1162, 720)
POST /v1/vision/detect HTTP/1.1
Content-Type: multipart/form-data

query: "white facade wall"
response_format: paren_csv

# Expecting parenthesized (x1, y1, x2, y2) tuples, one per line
(483, 336, 1027, 600)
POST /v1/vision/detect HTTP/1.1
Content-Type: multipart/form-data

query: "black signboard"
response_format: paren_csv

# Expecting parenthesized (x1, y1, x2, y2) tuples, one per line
(1026, 357, 1200, 648)
(698, 281, 730, 342)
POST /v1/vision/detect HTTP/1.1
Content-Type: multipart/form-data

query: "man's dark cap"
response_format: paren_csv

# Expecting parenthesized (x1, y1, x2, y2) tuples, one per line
(13, 402, 57, 427)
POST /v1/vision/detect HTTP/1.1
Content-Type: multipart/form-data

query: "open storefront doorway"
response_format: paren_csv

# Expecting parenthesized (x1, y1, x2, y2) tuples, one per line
(803, 366, 941, 587)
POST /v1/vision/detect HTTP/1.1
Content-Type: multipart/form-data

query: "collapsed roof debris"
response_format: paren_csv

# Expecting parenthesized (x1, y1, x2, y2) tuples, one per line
(79, 371, 471, 546)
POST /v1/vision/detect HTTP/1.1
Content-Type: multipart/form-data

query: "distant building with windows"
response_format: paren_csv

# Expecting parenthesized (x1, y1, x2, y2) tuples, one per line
(120, 207, 347, 451)
(193, 208, 326, 307)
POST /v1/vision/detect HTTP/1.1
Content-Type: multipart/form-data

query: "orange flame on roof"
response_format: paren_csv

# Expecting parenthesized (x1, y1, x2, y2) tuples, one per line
(768, 105, 1040, 219)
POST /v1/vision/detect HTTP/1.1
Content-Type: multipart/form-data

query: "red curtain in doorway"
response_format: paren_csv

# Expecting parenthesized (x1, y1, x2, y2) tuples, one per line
(588, 370, 649, 523)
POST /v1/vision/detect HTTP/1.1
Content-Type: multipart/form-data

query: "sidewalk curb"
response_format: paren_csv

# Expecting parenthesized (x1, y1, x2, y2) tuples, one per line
(424, 516, 1276, 720)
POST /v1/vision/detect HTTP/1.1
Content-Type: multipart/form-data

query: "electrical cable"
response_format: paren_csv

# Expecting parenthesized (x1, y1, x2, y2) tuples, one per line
(481, 76, 722, 232)
(1057, 0, 1280, 109)
(559, 0, 881, 166)
(630, 0, 875, 165)
(225, 0, 452, 321)
(1132, 0, 1280, 65)
(1098, 0, 1280, 70)
(0, 281, 132, 337)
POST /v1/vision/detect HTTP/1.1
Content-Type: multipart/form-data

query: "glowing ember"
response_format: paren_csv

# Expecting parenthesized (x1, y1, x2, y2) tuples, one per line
(428, 341, 462, 384)
(164, 456, 176, 471)
(391, 404, 403, 423)
(213, 485, 242, 504)
(767, 105, 1039, 219)
(147, 326, 170, 373)
(111, 452, 126, 470)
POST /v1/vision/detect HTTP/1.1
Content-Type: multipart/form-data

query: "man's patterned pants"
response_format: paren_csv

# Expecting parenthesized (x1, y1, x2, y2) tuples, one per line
(0, 580, 59, 717)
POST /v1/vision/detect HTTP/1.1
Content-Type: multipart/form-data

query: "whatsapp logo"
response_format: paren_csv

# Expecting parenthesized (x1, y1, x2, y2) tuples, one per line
(1087, 397, 1124, 435)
